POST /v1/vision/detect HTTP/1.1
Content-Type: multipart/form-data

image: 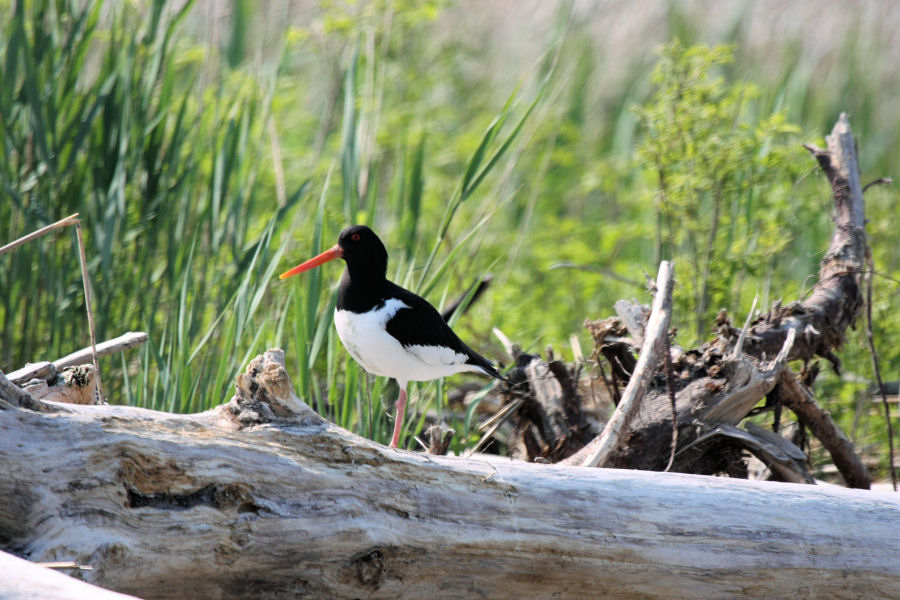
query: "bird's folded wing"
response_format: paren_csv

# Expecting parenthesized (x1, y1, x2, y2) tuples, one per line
(383, 282, 497, 376)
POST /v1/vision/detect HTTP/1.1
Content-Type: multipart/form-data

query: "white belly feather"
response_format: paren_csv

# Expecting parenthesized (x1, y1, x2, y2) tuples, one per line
(333, 298, 479, 384)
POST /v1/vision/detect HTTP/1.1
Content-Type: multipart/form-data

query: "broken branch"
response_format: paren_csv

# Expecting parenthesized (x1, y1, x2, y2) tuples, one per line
(779, 368, 871, 489)
(579, 260, 674, 468)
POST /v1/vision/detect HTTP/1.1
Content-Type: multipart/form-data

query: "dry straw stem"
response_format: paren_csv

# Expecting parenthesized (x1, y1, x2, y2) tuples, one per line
(865, 251, 897, 491)
(0, 213, 80, 256)
(74, 222, 103, 403)
(0, 213, 103, 403)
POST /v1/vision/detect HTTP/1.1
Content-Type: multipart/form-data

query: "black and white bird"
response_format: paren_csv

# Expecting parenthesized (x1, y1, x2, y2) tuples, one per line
(279, 225, 503, 448)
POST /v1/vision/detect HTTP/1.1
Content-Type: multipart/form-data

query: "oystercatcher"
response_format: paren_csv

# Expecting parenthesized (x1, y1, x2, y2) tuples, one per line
(280, 225, 504, 448)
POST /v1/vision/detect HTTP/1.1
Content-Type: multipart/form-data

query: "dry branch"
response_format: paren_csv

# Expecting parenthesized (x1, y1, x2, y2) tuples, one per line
(779, 368, 870, 488)
(56, 331, 149, 370)
(6, 362, 56, 386)
(0, 114, 887, 599)
(1, 212, 106, 402)
(745, 113, 866, 365)
(579, 260, 674, 467)
(7, 332, 148, 386)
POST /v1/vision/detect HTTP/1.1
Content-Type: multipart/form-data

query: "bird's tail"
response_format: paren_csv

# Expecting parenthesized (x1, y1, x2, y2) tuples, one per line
(479, 362, 510, 385)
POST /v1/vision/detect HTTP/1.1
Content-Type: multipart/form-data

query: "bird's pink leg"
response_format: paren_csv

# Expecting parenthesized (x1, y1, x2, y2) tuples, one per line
(389, 385, 407, 449)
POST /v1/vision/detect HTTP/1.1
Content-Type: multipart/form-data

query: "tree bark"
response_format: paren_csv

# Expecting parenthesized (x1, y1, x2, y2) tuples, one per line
(2, 349, 900, 600)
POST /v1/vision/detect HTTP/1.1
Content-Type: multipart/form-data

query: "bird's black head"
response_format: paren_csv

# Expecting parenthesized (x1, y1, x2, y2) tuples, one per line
(279, 224, 389, 283)
(337, 225, 388, 278)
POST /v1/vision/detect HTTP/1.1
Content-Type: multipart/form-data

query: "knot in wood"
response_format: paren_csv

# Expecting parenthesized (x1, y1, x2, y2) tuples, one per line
(355, 549, 386, 589)
(224, 349, 323, 427)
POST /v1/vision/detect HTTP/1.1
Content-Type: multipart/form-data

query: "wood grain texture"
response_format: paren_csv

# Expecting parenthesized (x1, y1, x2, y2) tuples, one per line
(2, 350, 899, 600)
(6, 332, 149, 386)
(53, 332, 149, 369)
(747, 113, 866, 365)
(559, 115, 872, 483)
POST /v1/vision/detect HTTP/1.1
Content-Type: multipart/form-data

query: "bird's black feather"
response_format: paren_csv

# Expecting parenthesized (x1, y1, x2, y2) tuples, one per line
(382, 282, 503, 380)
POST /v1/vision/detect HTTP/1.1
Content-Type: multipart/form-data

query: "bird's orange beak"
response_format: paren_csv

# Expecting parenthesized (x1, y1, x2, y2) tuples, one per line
(279, 245, 343, 279)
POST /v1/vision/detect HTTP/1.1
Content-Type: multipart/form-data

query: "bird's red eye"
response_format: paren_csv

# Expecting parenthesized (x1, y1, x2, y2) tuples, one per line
(351, 233, 360, 241)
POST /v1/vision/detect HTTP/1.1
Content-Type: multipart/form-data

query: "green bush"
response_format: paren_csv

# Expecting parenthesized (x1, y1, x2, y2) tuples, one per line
(634, 41, 810, 343)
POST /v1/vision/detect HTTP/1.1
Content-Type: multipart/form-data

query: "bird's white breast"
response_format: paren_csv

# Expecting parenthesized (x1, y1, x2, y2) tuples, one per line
(333, 298, 479, 384)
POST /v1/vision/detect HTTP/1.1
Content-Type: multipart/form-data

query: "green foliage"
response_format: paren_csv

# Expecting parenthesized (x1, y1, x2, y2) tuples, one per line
(0, 0, 276, 412)
(634, 41, 807, 342)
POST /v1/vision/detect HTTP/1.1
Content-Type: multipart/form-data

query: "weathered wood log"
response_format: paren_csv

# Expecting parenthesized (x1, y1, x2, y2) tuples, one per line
(54, 331, 149, 370)
(748, 116, 867, 365)
(0, 369, 44, 412)
(502, 350, 589, 461)
(779, 368, 870, 488)
(2, 349, 900, 600)
(5, 361, 56, 386)
(580, 260, 674, 467)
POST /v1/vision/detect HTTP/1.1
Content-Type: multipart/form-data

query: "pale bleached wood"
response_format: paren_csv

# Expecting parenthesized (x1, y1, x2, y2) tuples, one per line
(53, 331, 149, 369)
(613, 298, 649, 347)
(580, 260, 674, 467)
(2, 349, 899, 600)
(0, 551, 140, 600)
(22, 364, 98, 405)
(6, 361, 57, 386)
(6, 332, 148, 386)
(0, 369, 43, 411)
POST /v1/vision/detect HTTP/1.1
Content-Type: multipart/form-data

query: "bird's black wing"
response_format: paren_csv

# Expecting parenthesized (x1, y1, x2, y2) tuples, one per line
(383, 282, 503, 380)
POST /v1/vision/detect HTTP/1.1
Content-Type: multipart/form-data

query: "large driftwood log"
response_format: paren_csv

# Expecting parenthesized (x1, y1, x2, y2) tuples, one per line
(2, 350, 900, 600)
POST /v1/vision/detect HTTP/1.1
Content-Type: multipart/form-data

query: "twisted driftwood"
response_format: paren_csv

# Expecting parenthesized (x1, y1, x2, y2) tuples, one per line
(504, 114, 872, 489)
